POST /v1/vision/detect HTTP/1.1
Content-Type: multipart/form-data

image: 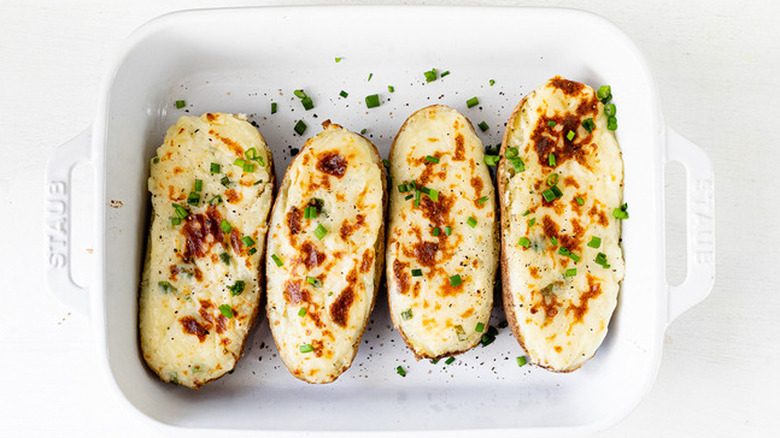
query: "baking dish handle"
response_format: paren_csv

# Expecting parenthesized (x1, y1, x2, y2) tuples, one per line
(665, 127, 715, 325)
(45, 127, 92, 319)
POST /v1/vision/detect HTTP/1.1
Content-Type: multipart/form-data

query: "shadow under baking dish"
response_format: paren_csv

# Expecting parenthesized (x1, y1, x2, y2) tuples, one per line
(95, 6, 666, 433)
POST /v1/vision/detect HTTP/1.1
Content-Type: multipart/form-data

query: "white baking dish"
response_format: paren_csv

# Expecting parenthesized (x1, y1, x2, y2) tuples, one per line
(44, 6, 715, 436)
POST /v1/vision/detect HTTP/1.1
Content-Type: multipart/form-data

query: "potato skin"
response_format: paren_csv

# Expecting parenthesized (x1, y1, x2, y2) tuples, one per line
(265, 121, 386, 384)
(386, 105, 499, 360)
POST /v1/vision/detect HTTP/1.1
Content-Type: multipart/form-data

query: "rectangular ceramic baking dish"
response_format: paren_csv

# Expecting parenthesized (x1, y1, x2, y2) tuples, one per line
(44, 6, 715, 436)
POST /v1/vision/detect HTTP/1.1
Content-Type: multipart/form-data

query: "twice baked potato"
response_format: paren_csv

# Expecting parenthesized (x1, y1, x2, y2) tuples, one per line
(265, 121, 386, 384)
(386, 105, 499, 359)
(498, 76, 626, 372)
(139, 113, 274, 388)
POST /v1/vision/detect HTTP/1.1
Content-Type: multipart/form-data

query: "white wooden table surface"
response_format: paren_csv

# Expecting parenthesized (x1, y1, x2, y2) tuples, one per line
(2, 0, 778, 436)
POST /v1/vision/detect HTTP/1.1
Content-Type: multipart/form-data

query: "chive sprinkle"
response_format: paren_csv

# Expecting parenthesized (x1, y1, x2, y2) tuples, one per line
(227, 281, 245, 296)
(431, 359, 440, 364)
(433, 227, 441, 236)
(518, 237, 531, 248)
(175, 100, 186, 109)
(595, 252, 611, 268)
(547, 173, 559, 186)
(604, 103, 617, 117)
(566, 130, 575, 141)
(424, 68, 438, 82)
(445, 357, 456, 365)
(241, 236, 255, 247)
(173, 203, 189, 219)
(411, 268, 423, 277)
(313, 224, 327, 240)
(548, 120, 556, 127)
(569, 252, 581, 263)
(294, 120, 306, 135)
(365, 94, 380, 108)
(449, 274, 462, 287)
(597, 85, 612, 101)
(548, 153, 556, 166)
(299, 344, 314, 353)
(467, 217, 477, 228)
(565, 268, 577, 277)
(367, 73, 373, 81)
(582, 118, 595, 133)
(484, 155, 500, 167)
(220, 176, 231, 187)
(576, 197, 585, 205)
(298, 308, 307, 317)
(219, 252, 230, 265)
(475, 322, 485, 332)
(218, 304, 233, 319)
(396, 366, 406, 377)
(466, 97, 479, 108)
(505, 147, 518, 158)
(425, 155, 440, 164)
(550, 236, 558, 246)
(293, 89, 307, 99)
(339, 90, 348, 98)
(522, 209, 531, 216)
(489, 79, 495, 86)
(588, 236, 602, 248)
(613, 203, 629, 219)
(401, 309, 413, 320)
(388, 85, 395, 93)
(220, 219, 232, 234)
(382, 159, 390, 168)
(528, 217, 536, 227)
(300, 96, 314, 111)
(478, 121, 489, 132)
(414, 189, 421, 207)
(158, 281, 177, 293)
(306, 276, 322, 288)
(271, 254, 283, 266)
(445, 226, 452, 236)
(607, 116, 618, 131)
(210, 163, 220, 174)
(248, 248, 257, 255)
(335, 57, 342, 63)
(428, 189, 439, 201)
(517, 356, 527, 367)
(478, 196, 488, 205)
(271, 102, 277, 114)
(170, 217, 181, 226)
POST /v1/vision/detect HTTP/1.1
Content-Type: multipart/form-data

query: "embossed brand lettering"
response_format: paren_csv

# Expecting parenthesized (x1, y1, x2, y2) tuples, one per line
(692, 178, 714, 263)
(46, 181, 68, 268)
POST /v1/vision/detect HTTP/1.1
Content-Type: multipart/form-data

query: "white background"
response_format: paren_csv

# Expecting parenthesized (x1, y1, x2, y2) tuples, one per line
(1, 0, 778, 436)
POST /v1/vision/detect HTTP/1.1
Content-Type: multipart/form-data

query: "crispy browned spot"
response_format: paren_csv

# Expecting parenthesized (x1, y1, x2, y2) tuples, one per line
(460, 308, 474, 318)
(393, 259, 411, 295)
(360, 249, 374, 273)
(567, 274, 604, 324)
(470, 176, 484, 208)
(316, 151, 347, 178)
(169, 265, 179, 281)
(554, 346, 563, 353)
(330, 268, 357, 327)
(173, 167, 183, 175)
(589, 204, 609, 227)
(414, 241, 439, 267)
(563, 176, 580, 189)
(298, 241, 326, 269)
(453, 133, 466, 161)
(193, 266, 203, 282)
(179, 316, 210, 342)
(339, 214, 366, 240)
(180, 205, 225, 262)
(229, 229, 242, 254)
(220, 338, 231, 347)
(412, 282, 421, 298)
(308, 309, 326, 329)
(207, 129, 244, 156)
(438, 276, 463, 297)
(215, 314, 228, 334)
(419, 192, 454, 226)
(225, 189, 242, 204)
(529, 266, 541, 279)
(283, 279, 310, 305)
(167, 185, 183, 201)
(312, 339, 325, 358)
(287, 207, 302, 235)
(549, 76, 585, 96)
(529, 283, 562, 324)
(206, 113, 217, 122)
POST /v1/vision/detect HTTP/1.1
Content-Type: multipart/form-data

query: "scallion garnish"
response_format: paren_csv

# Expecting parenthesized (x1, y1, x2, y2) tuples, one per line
(607, 116, 618, 131)
(548, 153, 556, 167)
(396, 366, 406, 377)
(210, 163, 220, 174)
(186, 192, 200, 206)
(517, 356, 527, 367)
(294, 89, 307, 99)
(171, 217, 181, 226)
(475, 322, 485, 332)
(445, 226, 452, 236)
(542, 188, 556, 202)
(569, 252, 581, 263)
(382, 159, 390, 168)
(582, 118, 595, 133)
(522, 209, 531, 216)
(510, 157, 525, 172)
(313, 224, 327, 240)
(243, 162, 255, 173)
(445, 357, 455, 365)
(271, 102, 277, 114)
(234, 158, 246, 168)
(466, 97, 479, 108)
(431, 359, 440, 364)
(220, 176, 231, 187)
(367, 73, 373, 81)
(365, 94, 380, 108)
(227, 280, 245, 296)
(566, 130, 575, 141)
(489, 79, 495, 86)
(158, 281, 177, 293)
(612, 203, 629, 219)
(597, 85, 612, 101)
(301, 96, 314, 111)
(209, 195, 222, 205)
(478, 121, 489, 132)
(425, 155, 440, 164)
(440, 70, 450, 77)
(565, 268, 577, 277)
(241, 236, 255, 247)
(449, 274, 462, 287)
(604, 103, 617, 117)
(550, 236, 558, 246)
(294, 120, 307, 135)
(467, 217, 477, 228)
(388, 85, 395, 93)
(588, 236, 602, 248)
(518, 237, 531, 248)
(248, 248, 257, 255)
(547, 173, 559, 186)
(428, 189, 439, 202)
(595, 252, 611, 268)
(339, 90, 348, 98)
(411, 268, 423, 277)
(401, 309, 413, 320)
(218, 304, 234, 319)
(298, 308, 307, 317)
(414, 189, 421, 207)
(306, 276, 322, 288)
(173, 204, 189, 219)
(433, 227, 441, 237)
(484, 155, 500, 167)
(299, 344, 314, 353)
(423, 68, 438, 82)
(404, 194, 413, 200)
(576, 197, 585, 205)
(271, 254, 283, 266)
(548, 120, 556, 127)
(335, 57, 342, 63)
(478, 196, 488, 205)
(220, 219, 232, 234)
(175, 100, 186, 109)
(219, 252, 230, 265)
(528, 217, 536, 227)
(505, 147, 518, 158)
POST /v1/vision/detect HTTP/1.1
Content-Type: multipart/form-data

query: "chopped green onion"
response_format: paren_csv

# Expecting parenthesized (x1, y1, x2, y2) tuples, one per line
(299, 344, 314, 353)
(518, 237, 531, 248)
(248, 248, 257, 255)
(558, 247, 570, 256)
(294, 120, 307, 135)
(498, 320, 508, 329)
(604, 103, 617, 117)
(433, 227, 441, 237)
(335, 57, 342, 63)
(431, 359, 440, 364)
(595, 252, 611, 268)
(484, 155, 500, 167)
(339, 90, 348, 98)
(158, 281, 177, 293)
(219, 252, 230, 265)
(528, 217, 536, 227)
(401, 309, 413, 320)
(396, 366, 406, 377)
(428, 189, 439, 202)
(271, 102, 277, 114)
(548, 153, 556, 167)
(306, 276, 322, 288)
(505, 147, 518, 158)
(243, 162, 255, 173)
(550, 236, 558, 246)
(510, 157, 525, 172)
(271, 254, 283, 267)
(440, 70, 450, 77)
(566, 130, 575, 141)
(367, 73, 373, 81)
(425, 155, 440, 164)
(298, 308, 307, 317)
(171, 217, 182, 226)
(314, 224, 327, 240)
(227, 280, 245, 296)
(597, 85, 612, 101)
(210, 163, 220, 174)
(220, 219, 232, 234)
(423, 68, 438, 82)
(414, 189, 421, 207)
(548, 120, 556, 127)
(175, 100, 186, 109)
(478, 196, 488, 205)
(234, 158, 246, 168)
(489, 79, 495, 86)
(607, 116, 618, 131)
(293, 89, 307, 99)
(480, 333, 496, 347)
(582, 118, 595, 133)
(576, 197, 585, 205)
(445, 357, 456, 365)
(187, 192, 200, 206)
(475, 322, 485, 332)
(388, 85, 395, 93)
(173, 204, 189, 219)
(382, 159, 390, 168)
(516, 356, 527, 367)
(411, 268, 423, 277)
(209, 195, 222, 205)
(542, 188, 556, 202)
(569, 252, 581, 263)
(588, 236, 602, 248)
(404, 194, 414, 200)
(365, 94, 380, 108)
(478, 121, 489, 132)
(220, 176, 231, 187)
(547, 173, 559, 186)
(522, 209, 531, 217)
(449, 274, 462, 287)
(218, 304, 234, 319)
(398, 183, 411, 193)
(613, 203, 629, 219)
(241, 236, 255, 247)
(455, 325, 467, 341)
(565, 268, 577, 277)
(466, 97, 479, 108)
(152, 157, 160, 164)
(300, 96, 314, 111)
(467, 217, 477, 228)
(445, 226, 452, 236)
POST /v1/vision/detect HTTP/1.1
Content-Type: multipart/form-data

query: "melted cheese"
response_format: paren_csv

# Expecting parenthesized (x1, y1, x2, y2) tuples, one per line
(139, 113, 274, 388)
(266, 122, 385, 384)
(500, 77, 625, 372)
(387, 105, 499, 359)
